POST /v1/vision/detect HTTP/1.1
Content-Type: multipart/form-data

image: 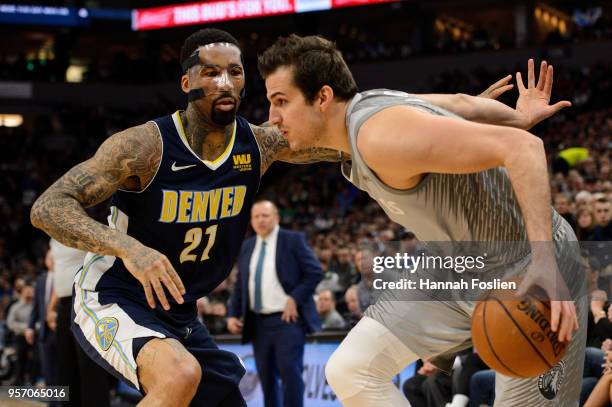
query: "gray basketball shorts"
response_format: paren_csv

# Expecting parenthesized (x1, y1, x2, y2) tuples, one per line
(364, 221, 586, 406)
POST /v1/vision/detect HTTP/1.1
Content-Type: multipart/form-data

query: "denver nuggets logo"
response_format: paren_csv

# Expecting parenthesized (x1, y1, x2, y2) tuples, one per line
(232, 154, 252, 172)
(95, 317, 118, 351)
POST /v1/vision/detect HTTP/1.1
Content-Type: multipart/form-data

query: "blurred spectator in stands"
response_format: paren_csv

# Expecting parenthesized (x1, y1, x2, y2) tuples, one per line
(209, 278, 232, 305)
(344, 285, 362, 328)
(469, 369, 496, 407)
(7, 281, 34, 385)
(445, 351, 490, 407)
(588, 197, 612, 241)
(400, 231, 419, 252)
(25, 248, 58, 389)
(584, 348, 612, 407)
(577, 208, 596, 240)
(196, 297, 209, 325)
(403, 359, 452, 407)
(355, 248, 378, 312)
(588, 288, 611, 348)
(554, 193, 577, 230)
(331, 248, 358, 292)
(585, 285, 610, 404)
(7, 278, 26, 312)
(197, 297, 227, 334)
(553, 147, 590, 176)
(316, 290, 345, 331)
(316, 260, 342, 294)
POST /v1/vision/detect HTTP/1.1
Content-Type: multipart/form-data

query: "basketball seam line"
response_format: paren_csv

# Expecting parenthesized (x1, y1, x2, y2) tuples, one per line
(492, 297, 554, 371)
(482, 300, 522, 377)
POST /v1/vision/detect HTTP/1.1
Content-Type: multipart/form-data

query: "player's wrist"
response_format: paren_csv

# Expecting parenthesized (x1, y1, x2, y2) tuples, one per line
(115, 235, 143, 259)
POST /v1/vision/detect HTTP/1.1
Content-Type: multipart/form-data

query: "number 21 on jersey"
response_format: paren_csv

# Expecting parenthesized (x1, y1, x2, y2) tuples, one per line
(180, 225, 217, 263)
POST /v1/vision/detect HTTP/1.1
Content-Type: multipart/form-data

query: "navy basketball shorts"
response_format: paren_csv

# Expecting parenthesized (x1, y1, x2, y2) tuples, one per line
(71, 282, 246, 406)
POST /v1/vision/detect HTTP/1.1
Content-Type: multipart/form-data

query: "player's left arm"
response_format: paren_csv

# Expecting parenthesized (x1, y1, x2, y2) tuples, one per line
(417, 59, 571, 130)
(249, 123, 342, 174)
(360, 106, 578, 341)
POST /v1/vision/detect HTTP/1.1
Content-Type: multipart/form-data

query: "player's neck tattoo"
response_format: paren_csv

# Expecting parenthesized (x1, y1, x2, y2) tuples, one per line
(182, 106, 233, 162)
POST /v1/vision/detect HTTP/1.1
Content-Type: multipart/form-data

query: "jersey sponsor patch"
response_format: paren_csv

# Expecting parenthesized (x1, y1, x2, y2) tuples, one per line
(538, 360, 564, 400)
(232, 153, 252, 172)
(95, 317, 119, 351)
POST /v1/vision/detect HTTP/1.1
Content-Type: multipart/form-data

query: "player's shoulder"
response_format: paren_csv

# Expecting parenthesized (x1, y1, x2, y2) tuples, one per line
(93, 121, 162, 190)
(112, 121, 159, 144)
(101, 121, 162, 161)
(353, 89, 422, 107)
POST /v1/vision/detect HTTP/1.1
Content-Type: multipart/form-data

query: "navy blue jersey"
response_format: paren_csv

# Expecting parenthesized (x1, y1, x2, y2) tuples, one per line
(81, 111, 260, 323)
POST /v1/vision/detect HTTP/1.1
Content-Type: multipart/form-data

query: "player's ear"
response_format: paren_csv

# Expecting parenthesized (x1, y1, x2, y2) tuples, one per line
(318, 85, 334, 112)
(180, 74, 190, 94)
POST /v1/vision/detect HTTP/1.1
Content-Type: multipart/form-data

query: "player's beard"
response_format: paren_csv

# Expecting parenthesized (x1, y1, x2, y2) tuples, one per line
(211, 95, 238, 126)
(211, 108, 236, 126)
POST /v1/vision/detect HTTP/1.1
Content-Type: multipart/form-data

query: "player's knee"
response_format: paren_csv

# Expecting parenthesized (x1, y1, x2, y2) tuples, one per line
(325, 345, 362, 397)
(170, 358, 202, 392)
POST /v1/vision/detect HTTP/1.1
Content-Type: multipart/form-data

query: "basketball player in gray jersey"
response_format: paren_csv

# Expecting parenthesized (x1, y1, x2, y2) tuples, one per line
(258, 35, 583, 406)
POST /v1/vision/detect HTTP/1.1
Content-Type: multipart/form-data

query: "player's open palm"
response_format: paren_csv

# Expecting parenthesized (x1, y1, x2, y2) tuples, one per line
(516, 255, 578, 343)
(515, 59, 571, 129)
(122, 244, 186, 310)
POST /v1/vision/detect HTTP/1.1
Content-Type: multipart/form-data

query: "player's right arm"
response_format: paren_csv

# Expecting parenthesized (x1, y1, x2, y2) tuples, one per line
(30, 123, 185, 310)
(358, 107, 578, 341)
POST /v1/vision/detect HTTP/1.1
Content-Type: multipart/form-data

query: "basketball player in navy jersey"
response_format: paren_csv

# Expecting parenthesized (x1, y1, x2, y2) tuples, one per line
(30, 29, 340, 407)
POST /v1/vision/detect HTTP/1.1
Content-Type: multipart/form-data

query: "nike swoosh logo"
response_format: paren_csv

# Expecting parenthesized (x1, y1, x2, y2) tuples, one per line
(171, 162, 197, 171)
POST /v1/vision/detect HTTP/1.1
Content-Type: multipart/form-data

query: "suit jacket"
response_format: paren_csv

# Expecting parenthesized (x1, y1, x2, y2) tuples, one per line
(229, 228, 323, 343)
(28, 272, 50, 342)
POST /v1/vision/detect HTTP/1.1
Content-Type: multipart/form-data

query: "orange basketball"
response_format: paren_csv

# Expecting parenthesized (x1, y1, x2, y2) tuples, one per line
(471, 292, 567, 378)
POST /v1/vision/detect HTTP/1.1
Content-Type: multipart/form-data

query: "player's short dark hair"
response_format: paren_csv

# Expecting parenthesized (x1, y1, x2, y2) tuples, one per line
(258, 34, 358, 103)
(180, 29, 241, 67)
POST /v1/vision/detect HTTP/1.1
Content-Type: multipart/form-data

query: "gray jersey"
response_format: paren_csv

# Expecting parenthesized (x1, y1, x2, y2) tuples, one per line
(342, 89, 564, 270)
(341, 90, 585, 406)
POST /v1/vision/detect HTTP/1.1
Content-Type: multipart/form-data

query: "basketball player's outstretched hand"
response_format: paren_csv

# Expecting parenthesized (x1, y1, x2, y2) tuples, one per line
(478, 74, 514, 100)
(516, 258, 579, 343)
(515, 59, 572, 130)
(122, 244, 186, 311)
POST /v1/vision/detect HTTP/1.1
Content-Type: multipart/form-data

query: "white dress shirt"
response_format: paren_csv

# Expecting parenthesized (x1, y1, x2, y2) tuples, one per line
(50, 238, 87, 298)
(248, 225, 290, 313)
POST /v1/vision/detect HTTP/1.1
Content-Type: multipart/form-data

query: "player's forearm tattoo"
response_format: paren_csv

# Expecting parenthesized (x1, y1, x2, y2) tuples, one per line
(250, 124, 341, 174)
(30, 123, 161, 258)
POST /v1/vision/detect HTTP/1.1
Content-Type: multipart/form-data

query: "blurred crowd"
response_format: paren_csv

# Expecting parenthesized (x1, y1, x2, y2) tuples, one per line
(0, 52, 610, 405)
(2, 6, 611, 85)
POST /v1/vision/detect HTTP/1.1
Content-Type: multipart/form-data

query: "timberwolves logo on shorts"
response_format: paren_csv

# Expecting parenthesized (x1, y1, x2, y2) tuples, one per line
(95, 317, 119, 351)
(538, 360, 565, 400)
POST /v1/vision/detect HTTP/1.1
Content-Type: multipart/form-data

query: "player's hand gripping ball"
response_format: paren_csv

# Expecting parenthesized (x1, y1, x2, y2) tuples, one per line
(471, 285, 568, 378)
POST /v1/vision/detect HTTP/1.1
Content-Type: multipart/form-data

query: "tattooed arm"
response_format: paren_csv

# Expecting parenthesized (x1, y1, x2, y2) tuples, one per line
(249, 123, 342, 174)
(30, 123, 185, 310)
(30, 123, 159, 256)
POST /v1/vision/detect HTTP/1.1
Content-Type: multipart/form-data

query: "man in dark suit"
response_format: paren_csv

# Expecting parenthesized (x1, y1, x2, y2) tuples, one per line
(24, 248, 58, 389)
(228, 200, 323, 407)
